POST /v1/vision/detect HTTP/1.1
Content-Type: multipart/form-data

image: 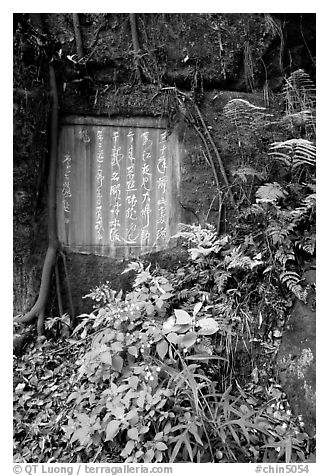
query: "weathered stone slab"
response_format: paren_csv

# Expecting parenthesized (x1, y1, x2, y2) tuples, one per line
(277, 268, 316, 436)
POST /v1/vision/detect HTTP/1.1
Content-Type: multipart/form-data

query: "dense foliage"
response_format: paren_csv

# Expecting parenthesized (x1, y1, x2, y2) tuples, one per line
(13, 242, 312, 463)
(14, 70, 315, 463)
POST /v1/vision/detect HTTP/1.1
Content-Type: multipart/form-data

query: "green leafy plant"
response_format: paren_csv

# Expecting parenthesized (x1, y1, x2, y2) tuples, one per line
(14, 68, 315, 464)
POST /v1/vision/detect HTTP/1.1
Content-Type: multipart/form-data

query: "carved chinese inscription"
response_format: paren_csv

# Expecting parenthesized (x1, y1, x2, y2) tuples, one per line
(62, 153, 72, 221)
(156, 131, 168, 243)
(95, 129, 104, 241)
(141, 131, 152, 245)
(125, 130, 139, 243)
(58, 119, 178, 256)
(109, 131, 123, 242)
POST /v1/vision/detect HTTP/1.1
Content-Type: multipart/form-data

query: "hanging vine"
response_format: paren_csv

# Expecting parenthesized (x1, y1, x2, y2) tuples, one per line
(153, 86, 236, 233)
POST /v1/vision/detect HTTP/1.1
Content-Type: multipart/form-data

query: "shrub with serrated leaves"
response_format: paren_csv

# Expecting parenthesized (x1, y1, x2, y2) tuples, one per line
(60, 248, 311, 463)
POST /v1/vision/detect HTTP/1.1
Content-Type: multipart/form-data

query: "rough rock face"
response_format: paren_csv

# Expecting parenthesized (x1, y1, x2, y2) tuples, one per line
(277, 268, 316, 436)
(13, 13, 315, 316)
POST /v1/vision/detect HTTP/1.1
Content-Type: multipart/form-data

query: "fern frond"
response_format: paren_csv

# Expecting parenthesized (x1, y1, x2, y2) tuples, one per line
(289, 193, 316, 223)
(173, 223, 217, 246)
(223, 98, 272, 129)
(232, 166, 265, 183)
(195, 337, 214, 355)
(279, 270, 307, 302)
(295, 235, 316, 256)
(268, 139, 316, 169)
(281, 109, 315, 128)
(275, 247, 296, 267)
(282, 69, 316, 113)
(214, 270, 231, 292)
(242, 203, 266, 217)
(256, 182, 287, 203)
(303, 193, 316, 207)
(267, 223, 290, 246)
(224, 247, 263, 270)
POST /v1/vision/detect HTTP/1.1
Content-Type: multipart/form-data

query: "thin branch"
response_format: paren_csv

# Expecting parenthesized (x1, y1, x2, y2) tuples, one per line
(192, 125, 222, 233)
(72, 13, 84, 60)
(161, 85, 236, 208)
(129, 13, 142, 81)
(193, 104, 236, 207)
(299, 14, 315, 66)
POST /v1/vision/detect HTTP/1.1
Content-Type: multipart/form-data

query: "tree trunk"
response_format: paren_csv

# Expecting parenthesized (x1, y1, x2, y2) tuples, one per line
(16, 59, 59, 338)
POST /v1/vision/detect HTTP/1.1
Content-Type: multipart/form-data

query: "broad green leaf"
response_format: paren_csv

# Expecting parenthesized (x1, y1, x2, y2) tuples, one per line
(111, 404, 125, 419)
(126, 408, 139, 422)
(120, 439, 135, 457)
(164, 422, 172, 434)
(156, 339, 168, 360)
(155, 450, 164, 462)
(193, 302, 202, 317)
(128, 375, 139, 390)
(116, 332, 125, 342)
(146, 303, 155, 315)
(156, 298, 164, 309)
(155, 442, 168, 451)
(140, 425, 150, 434)
(111, 354, 123, 372)
(152, 331, 164, 342)
(162, 283, 173, 292)
(174, 309, 192, 325)
(77, 413, 90, 425)
(105, 420, 120, 441)
(154, 431, 164, 441)
(162, 315, 176, 333)
(127, 427, 139, 440)
(161, 292, 174, 300)
(176, 324, 192, 333)
(136, 391, 146, 409)
(144, 448, 155, 463)
(197, 317, 219, 335)
(111, 341, 123, 353)
(71, 426, 90, 444)
(100, 351, 112, 365)
(128, 346, 138, 357)
(181, 331, 197, 349)
(116, 384, 130, 393)
(166, 332, 179, 344)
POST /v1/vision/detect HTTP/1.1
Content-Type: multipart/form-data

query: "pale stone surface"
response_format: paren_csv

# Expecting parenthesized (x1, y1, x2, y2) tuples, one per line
(277, 268, 316, 436)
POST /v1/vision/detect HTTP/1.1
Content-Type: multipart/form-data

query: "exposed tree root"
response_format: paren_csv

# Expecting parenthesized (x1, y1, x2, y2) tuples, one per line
(15, 60, 59, 340)
(55, 261, 64, 317)
(60, 250, 75, 327)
